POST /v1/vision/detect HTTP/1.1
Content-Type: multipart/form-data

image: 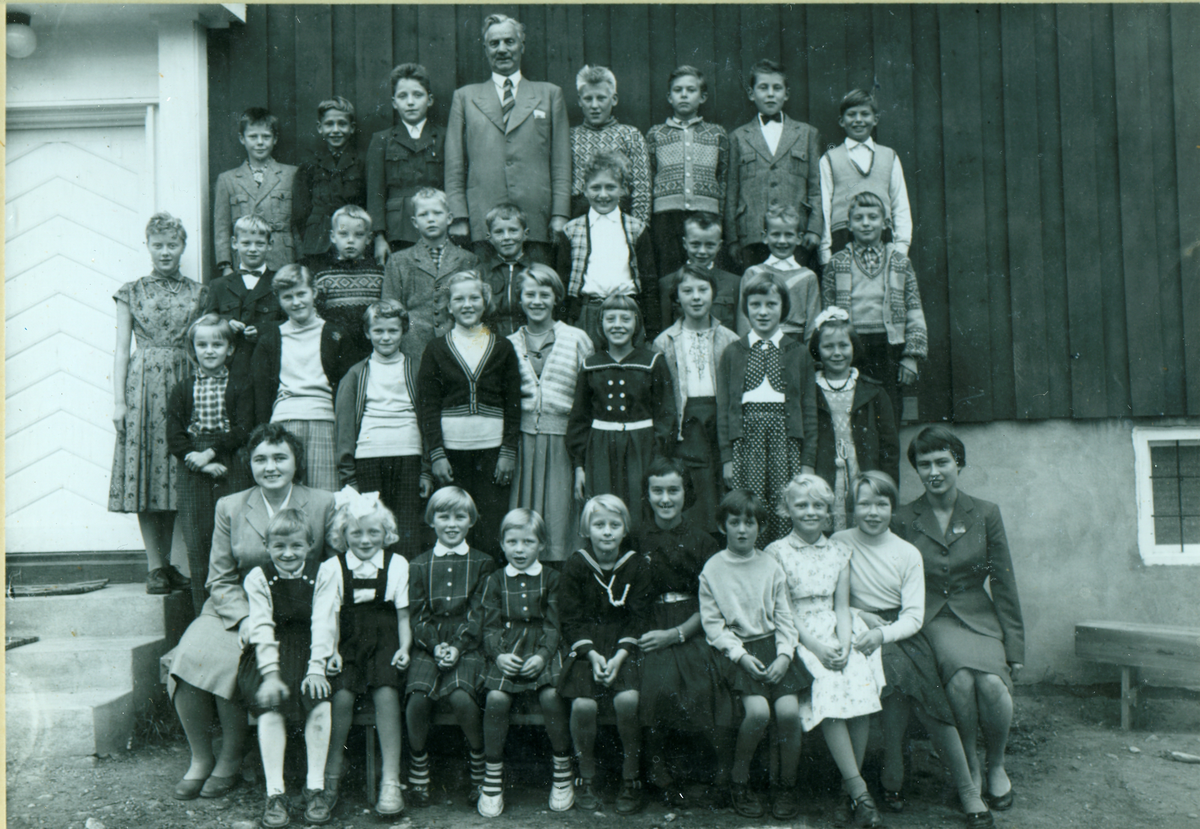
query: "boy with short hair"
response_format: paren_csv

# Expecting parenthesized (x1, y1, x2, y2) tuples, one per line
(556, 152, 658, 348)
(307, 204, 384, 363)
(725, 59, 822, 272)
(293, 97, 368, 259)
(479, 203, 534, 338)
(214, 107, 298, 273)
(646, 65, 729, 278)
(818, 88, 912, 266)
(204, 214, 284, 382)
(736, 205, 821, 343)
(569, 65, 651, 224)
(658, 211, 740, 332)
(380, 187, 479, 363)
(251, 264, 356, 490)
(367, 63, 444, 264)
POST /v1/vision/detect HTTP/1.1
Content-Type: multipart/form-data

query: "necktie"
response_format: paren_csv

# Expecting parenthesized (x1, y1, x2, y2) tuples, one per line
(760, 113, 782, 124)
(502, 78, 514, 129)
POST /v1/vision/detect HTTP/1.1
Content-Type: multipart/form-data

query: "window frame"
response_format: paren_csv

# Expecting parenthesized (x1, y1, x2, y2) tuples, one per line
(1132, 426, 1200, 565)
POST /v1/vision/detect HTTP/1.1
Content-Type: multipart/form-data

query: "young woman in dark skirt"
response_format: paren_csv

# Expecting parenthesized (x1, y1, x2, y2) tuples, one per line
(834, 471, 993, 829)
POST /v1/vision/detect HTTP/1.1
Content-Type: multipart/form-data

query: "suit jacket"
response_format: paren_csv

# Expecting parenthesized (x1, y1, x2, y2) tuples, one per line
(445, 77, 571, 243)
(293, 145, 367, 256)
(213, 159, 299, 271)
(891, 492, 1025, 665)
(250, 319, 356, 425)
(202, 271, 282, 382)
(813, 374, 900, 487)
(715, 334, 818, 467)
(725, 116, 823, 249)
(205, 484, 337, 629)
(379, 240, 480, 363)
(366, 123, 446, 245)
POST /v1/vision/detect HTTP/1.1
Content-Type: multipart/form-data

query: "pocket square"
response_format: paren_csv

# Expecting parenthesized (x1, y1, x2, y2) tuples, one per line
(534, 109, 546, 119)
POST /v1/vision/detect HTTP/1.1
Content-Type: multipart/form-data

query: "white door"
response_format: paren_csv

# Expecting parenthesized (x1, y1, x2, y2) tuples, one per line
(5, 123, 153, 552)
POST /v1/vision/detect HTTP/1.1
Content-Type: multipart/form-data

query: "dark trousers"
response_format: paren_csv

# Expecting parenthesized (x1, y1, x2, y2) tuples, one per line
(857, 332, 907, 428)
(356, 454, 426, 560)
(441, 447, 511, 560)
(651, 210, 688, 281)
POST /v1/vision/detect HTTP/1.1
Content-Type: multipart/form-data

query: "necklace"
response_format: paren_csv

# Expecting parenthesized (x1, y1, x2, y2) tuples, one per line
(823, 375, 852, 391)
(154, 274, 183, 294)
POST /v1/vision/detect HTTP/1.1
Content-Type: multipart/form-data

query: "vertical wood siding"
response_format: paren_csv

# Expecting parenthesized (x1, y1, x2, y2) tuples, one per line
(207, 4, 1198, 423)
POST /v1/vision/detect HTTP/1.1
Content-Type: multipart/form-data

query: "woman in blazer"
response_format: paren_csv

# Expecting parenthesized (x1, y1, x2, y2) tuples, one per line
(891, 426, 1024, 813)
(165, 423, 337, 801)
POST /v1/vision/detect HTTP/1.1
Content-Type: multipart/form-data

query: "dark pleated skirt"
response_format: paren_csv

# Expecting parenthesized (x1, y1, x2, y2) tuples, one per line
(584, 425, 655, 534)
(718, 635, 812, 702)
(874, 608, 957, 724)
(639, 598, 735, 730)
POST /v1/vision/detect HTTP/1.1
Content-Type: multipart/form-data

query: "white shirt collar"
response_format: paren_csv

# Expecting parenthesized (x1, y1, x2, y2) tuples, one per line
(844, 136, 877, 151)
(588, 207, 622, 226)
(686, 260, 715, 270)
(747, 329, 785, 348)
(260, 484, 293, 519)
(241, 264, 267, 274)
(765, 254, 799, 269)
(492, 70, 522, 94)
(433, 540, 470, 557)
(403, 119, 426, 140)
(505, 561, 544, 577)
(346, 548, 385, 575)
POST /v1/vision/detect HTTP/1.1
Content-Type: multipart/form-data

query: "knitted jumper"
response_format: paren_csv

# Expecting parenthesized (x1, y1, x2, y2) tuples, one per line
(821, 242, 928, 359)
(507, 321, 594, 436)
(646, 118, 728, 215)
(570, 120, 652, 224)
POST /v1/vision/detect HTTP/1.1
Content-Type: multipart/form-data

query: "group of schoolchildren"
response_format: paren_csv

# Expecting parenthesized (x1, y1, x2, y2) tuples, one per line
(128, 54, 964, 829)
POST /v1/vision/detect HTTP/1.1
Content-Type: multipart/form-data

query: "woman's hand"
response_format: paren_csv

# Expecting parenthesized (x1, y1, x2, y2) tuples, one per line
(638, 629, 679, 653)
(112, 402, 128, 432)
(374, 235, 391, 266)
(853, 628, 884, 656)
(494, 454, 515, 487)
(301, 673, 331, 700)
(587, 651, 608, 683)
(496, 653, 524, 677)
(519, 654, 546, 678)
(723, 461, 735, 489)
(184, 449, 216, 471)
(1009, 662, 1023, 682)
(763, 654, 791, 685)
(432, 458, 454, 485)
(256, 672, 290, 708)
(391, 648, 411, 671)
(574, 468, 587, 502)
(738, 652, 767, 680)
(202, 462, 228, 479)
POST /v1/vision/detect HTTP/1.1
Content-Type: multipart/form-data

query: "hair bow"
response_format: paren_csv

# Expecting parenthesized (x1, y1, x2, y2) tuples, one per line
(334, 485, 382, 519)
(813, 307, 851, 330)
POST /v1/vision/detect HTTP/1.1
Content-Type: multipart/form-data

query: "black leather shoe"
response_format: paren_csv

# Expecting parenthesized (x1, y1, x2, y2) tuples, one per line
(985, 788, 1013, 811)
(882, 788, 905, 812)
(966, 809, 995, 829)
(730, 782, 764, 819)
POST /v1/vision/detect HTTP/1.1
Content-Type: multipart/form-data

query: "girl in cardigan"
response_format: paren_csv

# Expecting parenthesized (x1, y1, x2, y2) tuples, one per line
(810, 308, 900, 530)
(477, 509, 573, 818)
(507, 265, 594, 561)
(834, 472, 992, 829)
(717, 271, 818, 547)
(167, 314, 254, 614)
(417, 271, 522, 558)
(820, 192, 927, 428)
(567, 294, 675, 535)
(405, 487, 499, 806)
(334, 299, 431, 559)
(634, 458, 734, 809)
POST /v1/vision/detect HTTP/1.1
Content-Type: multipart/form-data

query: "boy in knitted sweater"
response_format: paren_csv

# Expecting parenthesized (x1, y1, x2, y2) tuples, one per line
(569, 65, 651, 224)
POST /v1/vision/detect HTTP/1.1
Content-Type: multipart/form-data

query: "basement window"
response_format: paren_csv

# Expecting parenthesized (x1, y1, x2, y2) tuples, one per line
(1132, 426, 1200, 565)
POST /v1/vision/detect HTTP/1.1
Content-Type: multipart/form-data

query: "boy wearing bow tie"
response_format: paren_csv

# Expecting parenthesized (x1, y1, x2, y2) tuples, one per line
(214, 107, 299, 274)
(818, 88, 913, 267)
(726, 59, 824, 273)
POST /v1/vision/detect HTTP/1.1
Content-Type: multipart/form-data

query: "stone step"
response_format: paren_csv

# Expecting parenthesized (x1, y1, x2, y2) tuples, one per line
(6, 635, 169, 694)
(4, 582, 193, 640)
(5, 688, 136, 760)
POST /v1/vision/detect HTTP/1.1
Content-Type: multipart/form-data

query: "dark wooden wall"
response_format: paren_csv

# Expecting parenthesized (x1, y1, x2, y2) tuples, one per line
(207, 3, 1200, 423)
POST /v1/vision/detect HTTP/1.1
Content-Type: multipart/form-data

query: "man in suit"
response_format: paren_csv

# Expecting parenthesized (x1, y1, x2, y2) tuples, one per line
(724, 60, 823, 272)
(444, 14, 571, 264)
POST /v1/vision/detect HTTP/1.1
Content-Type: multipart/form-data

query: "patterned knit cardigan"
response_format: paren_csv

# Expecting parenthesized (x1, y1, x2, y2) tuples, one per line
(821, 242, 928, 360)
(507, 321, 594, 436)
(570, 120, 652, 224)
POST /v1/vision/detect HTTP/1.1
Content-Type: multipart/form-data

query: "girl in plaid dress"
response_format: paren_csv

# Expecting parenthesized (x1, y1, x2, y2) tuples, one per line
(405, 487, 498, 806)
(317, 489, 412, 818)
(167, 314, 254, 615)
(476, 509, 573, 818)
(716, 272, 818, 547)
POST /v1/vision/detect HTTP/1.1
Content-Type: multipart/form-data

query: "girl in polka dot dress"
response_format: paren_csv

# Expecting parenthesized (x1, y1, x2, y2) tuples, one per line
(716, 272, 818, 546)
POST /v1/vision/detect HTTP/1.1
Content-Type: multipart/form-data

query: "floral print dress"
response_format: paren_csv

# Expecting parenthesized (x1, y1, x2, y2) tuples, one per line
(108, 275, 205, 512)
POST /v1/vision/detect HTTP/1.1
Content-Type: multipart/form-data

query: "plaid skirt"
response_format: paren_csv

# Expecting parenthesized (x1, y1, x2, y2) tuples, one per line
(483, 619, 564, 694)
(732, 404, 804, 546)
(406, 613, 486, 702)
(276, 419, 338, 491)
(355, 454, 425, 560)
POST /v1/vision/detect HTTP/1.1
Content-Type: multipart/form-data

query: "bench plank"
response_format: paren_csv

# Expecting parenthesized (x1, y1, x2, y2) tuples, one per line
(1075, 622, 1200, 677)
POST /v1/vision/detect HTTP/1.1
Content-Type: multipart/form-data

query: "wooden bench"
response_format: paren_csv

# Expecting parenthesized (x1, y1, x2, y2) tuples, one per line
(1074, 621, 1200, 730)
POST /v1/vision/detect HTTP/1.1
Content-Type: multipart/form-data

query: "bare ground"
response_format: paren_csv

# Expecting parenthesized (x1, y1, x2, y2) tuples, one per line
(7, 688, 1200, 829)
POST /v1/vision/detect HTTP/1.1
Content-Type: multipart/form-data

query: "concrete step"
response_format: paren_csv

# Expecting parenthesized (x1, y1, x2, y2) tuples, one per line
(4, 582, 193, 641)
(6, 635, 169, 694)
(5, 687, 136, 761)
